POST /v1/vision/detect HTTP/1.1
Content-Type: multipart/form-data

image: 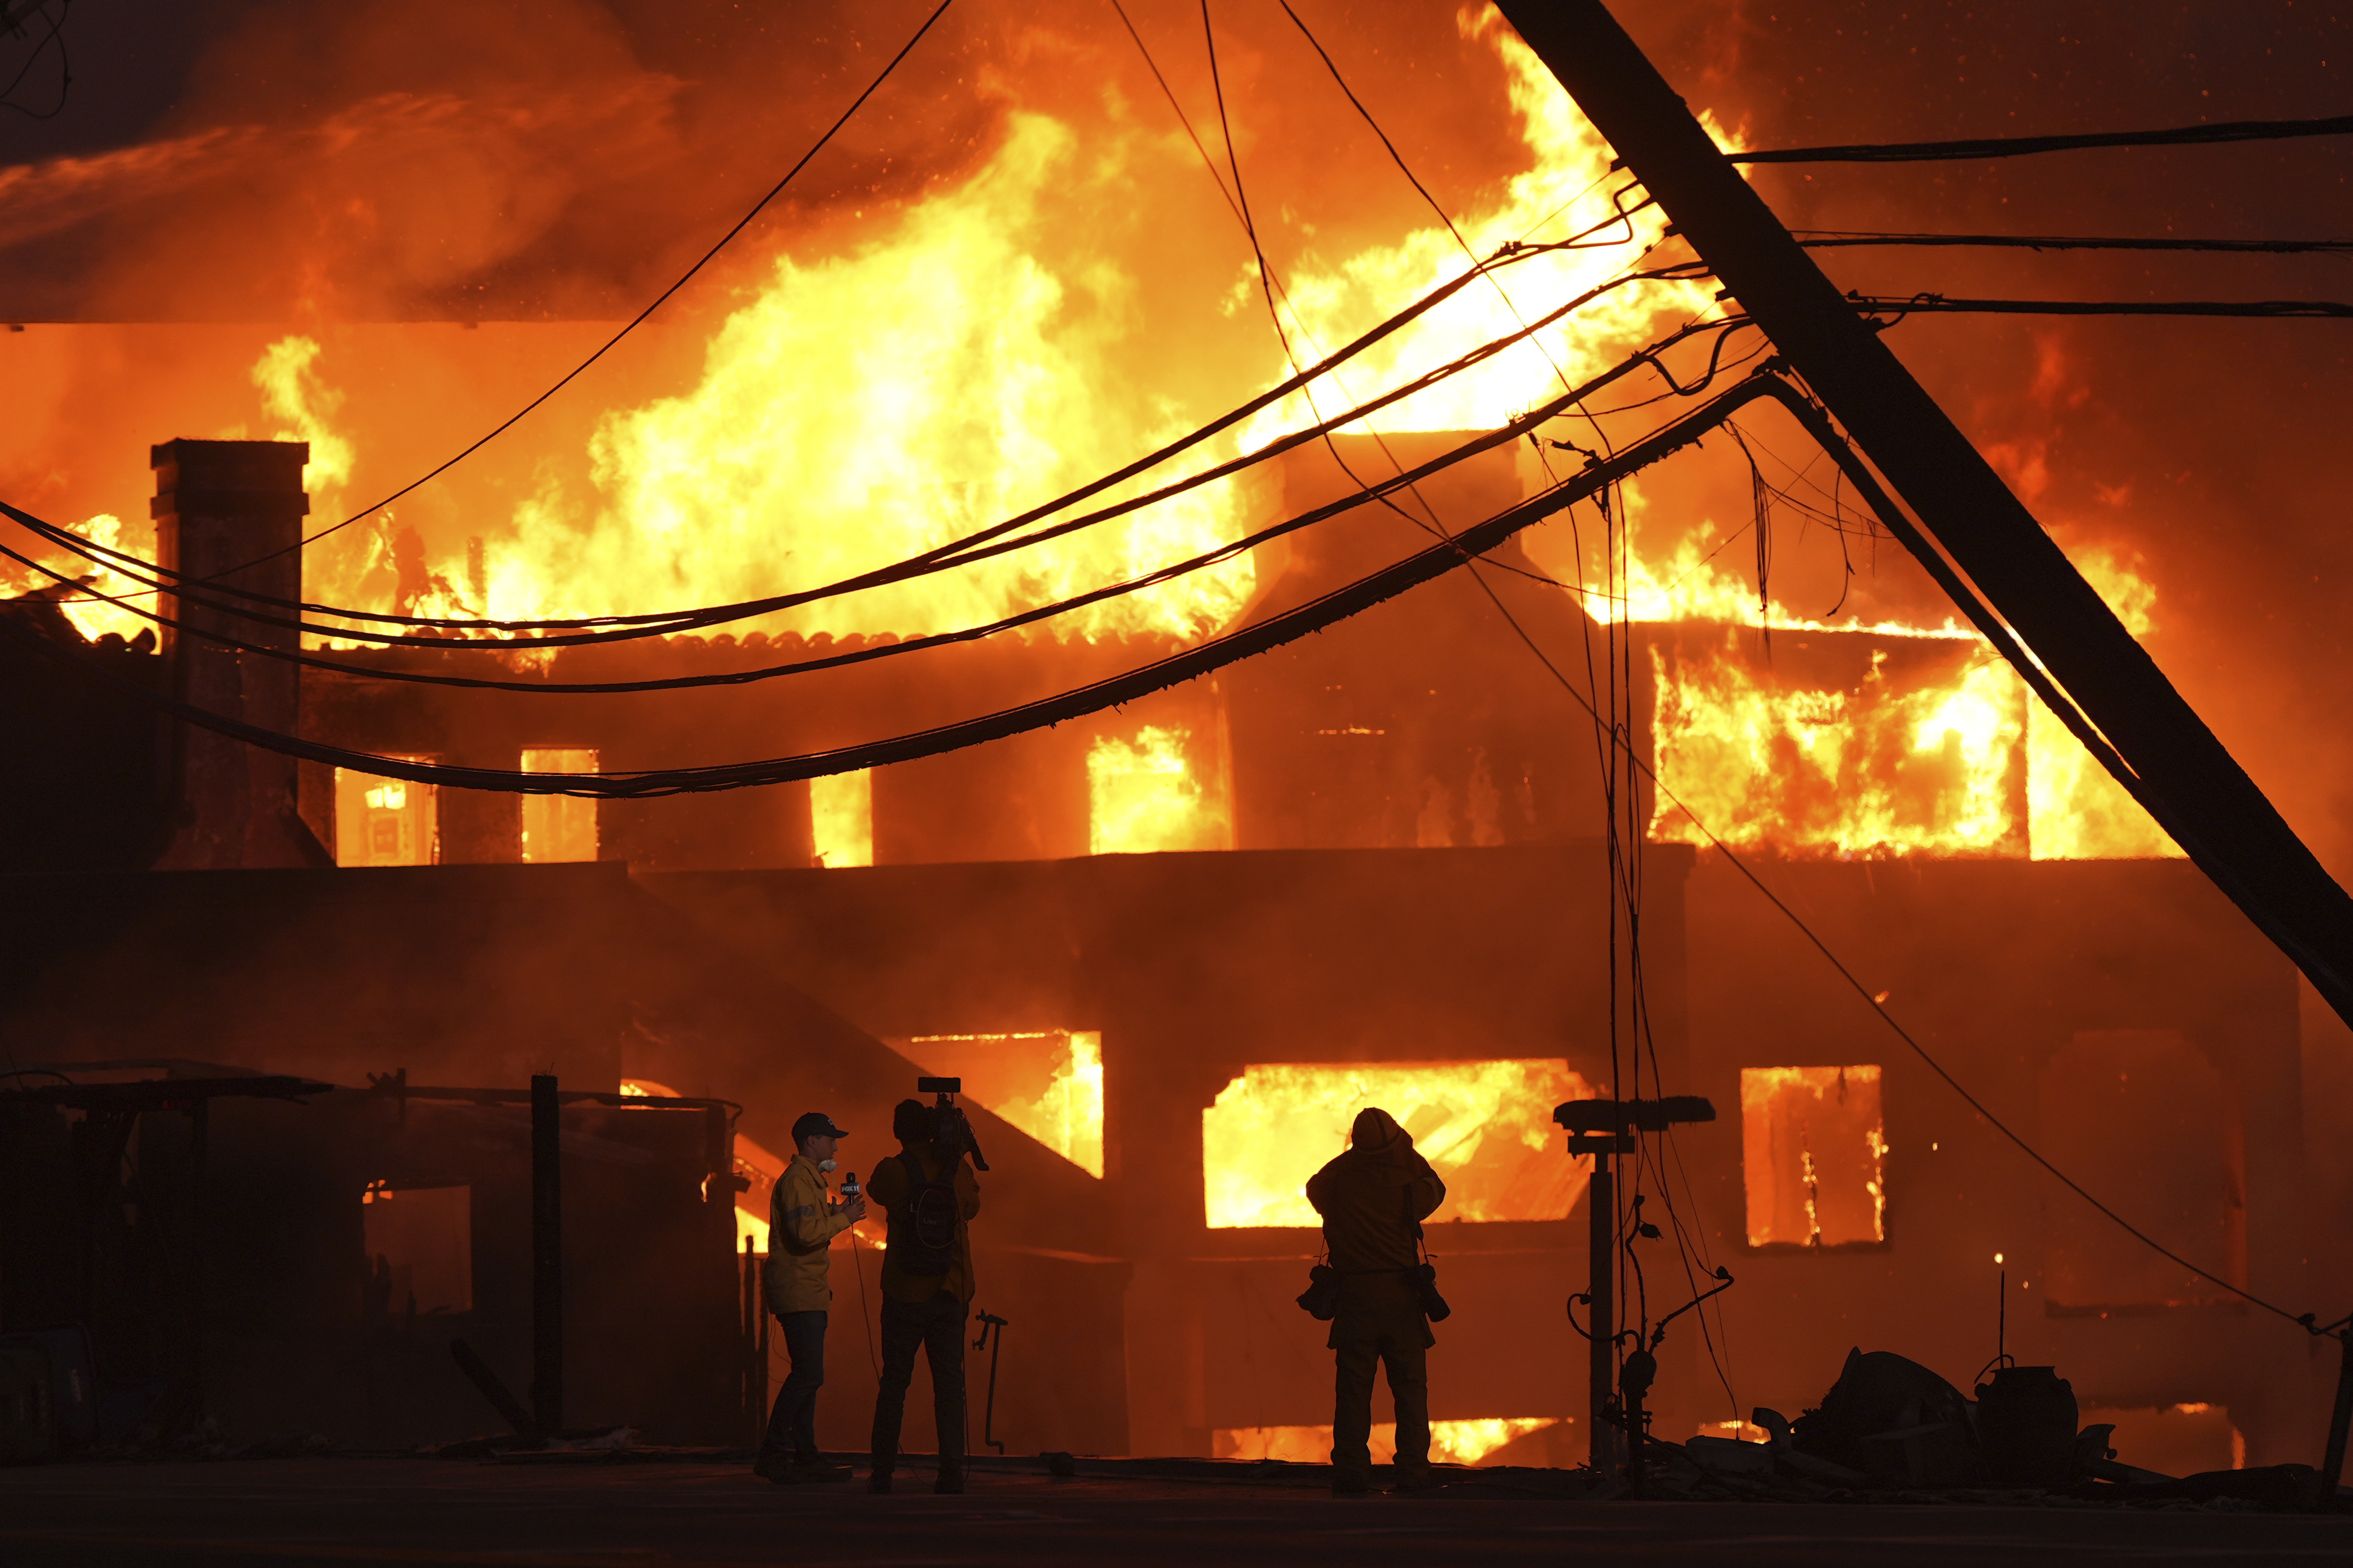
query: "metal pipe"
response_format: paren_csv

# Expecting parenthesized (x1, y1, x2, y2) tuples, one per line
(1588, 1157, 1616, 1471)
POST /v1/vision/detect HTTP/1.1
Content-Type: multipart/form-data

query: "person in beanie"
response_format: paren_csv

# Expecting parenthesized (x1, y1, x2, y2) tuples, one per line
(1306, 1107, 1446, 1495)
(753, 1111, 865, 1484)
(865, 1098, 982, 1494)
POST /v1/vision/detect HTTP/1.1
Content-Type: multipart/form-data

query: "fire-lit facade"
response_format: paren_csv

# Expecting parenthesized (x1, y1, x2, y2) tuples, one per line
(0, 3, 2336, 1474)
(0, 429, 2322, 1464)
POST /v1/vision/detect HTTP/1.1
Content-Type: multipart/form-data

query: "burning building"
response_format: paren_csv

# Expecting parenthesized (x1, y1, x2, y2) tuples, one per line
(1, 0, 2343, 1477)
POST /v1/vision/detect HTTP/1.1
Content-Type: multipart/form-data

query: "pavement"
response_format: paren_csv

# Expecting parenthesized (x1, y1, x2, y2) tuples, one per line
(2, 1453, 2349, 1566)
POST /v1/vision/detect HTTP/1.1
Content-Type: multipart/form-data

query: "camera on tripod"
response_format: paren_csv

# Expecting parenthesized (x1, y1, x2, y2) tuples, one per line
(916, 1076, 990, 1172)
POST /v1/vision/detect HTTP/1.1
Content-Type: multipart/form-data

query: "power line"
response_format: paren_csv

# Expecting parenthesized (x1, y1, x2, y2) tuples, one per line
(1798, 230, 2353, 256)
(198, 0, 959, 581)
(2, 275, 1714, 684)
(0, 369, 1781, 798)
(1476, 395, 2331, 1338)
(1726, 110, 2353, 165)
(10, 232, 1639, 643)
(0, 0, 70, 119)
(1851, 294, 2353, 319)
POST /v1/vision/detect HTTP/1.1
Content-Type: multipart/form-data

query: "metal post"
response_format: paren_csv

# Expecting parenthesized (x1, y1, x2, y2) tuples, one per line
(1491, 0, 2353, 1032)
(2322, 1324, 2353, 1496)
(530, 1073, 563, 1437)
(1588, 1155, 1617, 1471)
(743, 1234, 760, 1445)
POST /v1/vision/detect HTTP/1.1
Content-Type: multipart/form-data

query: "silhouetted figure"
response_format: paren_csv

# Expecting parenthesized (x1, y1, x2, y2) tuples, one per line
(866, 1099, 982, 1494)
(1306, 1107, 1445, 1494)
(755, 1111, 865, 1484)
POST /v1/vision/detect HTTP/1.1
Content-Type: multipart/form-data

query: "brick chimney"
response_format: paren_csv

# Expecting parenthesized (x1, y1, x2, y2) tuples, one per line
(150, 438, 331, 869)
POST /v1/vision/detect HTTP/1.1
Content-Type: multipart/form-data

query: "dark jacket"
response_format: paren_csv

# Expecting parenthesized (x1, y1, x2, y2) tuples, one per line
(1304, 1108, 1446, 1275)
(868, 1142, 982, 1304)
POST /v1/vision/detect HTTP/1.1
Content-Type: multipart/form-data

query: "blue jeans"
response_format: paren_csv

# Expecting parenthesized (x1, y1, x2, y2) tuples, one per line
(761, 1309, 827, 1465)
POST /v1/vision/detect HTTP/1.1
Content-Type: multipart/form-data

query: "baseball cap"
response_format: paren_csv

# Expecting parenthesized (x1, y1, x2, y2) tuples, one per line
(792, 1111, 849, 1143)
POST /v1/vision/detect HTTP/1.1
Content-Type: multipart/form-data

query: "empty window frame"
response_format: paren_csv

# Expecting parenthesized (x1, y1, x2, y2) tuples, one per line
(519, 748, 599, 862)
(1740, 1065, 1888, 1248)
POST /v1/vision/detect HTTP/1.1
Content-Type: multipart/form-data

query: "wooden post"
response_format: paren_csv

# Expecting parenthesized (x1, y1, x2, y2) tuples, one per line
(530, 1074, 563, 1437)
(2323, 1324, 2353, 1495)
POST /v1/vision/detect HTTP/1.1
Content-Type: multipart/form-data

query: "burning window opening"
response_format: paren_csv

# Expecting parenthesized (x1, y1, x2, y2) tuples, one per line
(811, 770, 873, 868)
(1740, 1066, 1888, 1248)
(1647, 633, 2028, 860)
(519, 748, 599, 862)
(334, 760, 438, 866)
(902, 1031, 1104, 1178)
(1088, 725, 1233, 856)
(361, 1181, 471, 1315)
(1202, 1061, 1594, 1229)
(1215, 1418, 1564, 1467)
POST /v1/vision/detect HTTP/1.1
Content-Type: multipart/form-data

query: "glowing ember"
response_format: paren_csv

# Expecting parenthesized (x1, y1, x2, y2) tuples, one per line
(1202, 1061, 1593, 1229)
(1215, 1416, 1560, 1466)
(907, 1031, 1105, 1178)
(1740, 1065, 1887, 1248)
(1089, 724, 1233, 855)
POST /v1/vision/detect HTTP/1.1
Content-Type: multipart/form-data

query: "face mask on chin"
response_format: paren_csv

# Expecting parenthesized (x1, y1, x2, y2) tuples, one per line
(818, 1158, 839, 1173)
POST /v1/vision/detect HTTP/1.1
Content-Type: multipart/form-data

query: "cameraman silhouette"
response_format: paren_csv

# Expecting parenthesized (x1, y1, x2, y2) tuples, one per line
(864, 1098, 982, 1493)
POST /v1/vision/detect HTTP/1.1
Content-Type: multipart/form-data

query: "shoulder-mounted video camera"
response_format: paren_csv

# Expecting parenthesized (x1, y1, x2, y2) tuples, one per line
(917, 1076, 990, 1172)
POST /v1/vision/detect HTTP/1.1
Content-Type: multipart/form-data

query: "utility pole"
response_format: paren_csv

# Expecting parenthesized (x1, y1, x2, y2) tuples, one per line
(1491, 0, 2353, 1034)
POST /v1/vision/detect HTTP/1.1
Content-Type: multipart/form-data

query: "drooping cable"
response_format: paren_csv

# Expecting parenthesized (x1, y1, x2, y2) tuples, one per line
(1, 373, 1789, 799)
(192, 0, 961, 582)
(1850, 294, 2353, 319)
(9, 239, 1653, 643)
(0, 297, 1723, 695)
(1727, 110, 2353, 165)
(1796, 230, 2353, 255)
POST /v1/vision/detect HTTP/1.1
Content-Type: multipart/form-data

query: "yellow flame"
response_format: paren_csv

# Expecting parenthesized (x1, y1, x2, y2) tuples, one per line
(474, 112, 1262, 641)
(1242, 12, 1719, 444)
(253, 335, 356, 501)
(907, 1030, 1105, 1178)
(1648, 634, 2028, 859)
(990, 1031, 1105, 1179)
(1215, 1416, 1559, 1466)
(1089, 724, 1232, 855)
(1202, 1060, 1592, 1228)
(0, 511, 159, 643)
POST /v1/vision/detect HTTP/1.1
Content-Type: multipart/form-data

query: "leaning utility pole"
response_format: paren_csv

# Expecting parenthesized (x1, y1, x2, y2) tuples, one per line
(1492, 1, 2353, 1035)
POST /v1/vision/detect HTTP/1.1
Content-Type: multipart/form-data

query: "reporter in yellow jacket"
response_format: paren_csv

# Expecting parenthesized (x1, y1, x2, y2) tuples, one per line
(753, 1112, 866, 1484)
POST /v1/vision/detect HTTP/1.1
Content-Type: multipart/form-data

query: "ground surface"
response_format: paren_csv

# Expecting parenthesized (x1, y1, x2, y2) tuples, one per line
(3, 1455, 2349, 1565)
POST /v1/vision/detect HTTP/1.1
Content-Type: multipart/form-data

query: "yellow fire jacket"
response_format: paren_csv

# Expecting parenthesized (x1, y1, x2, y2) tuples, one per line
(761, 1153, 854, 1316)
